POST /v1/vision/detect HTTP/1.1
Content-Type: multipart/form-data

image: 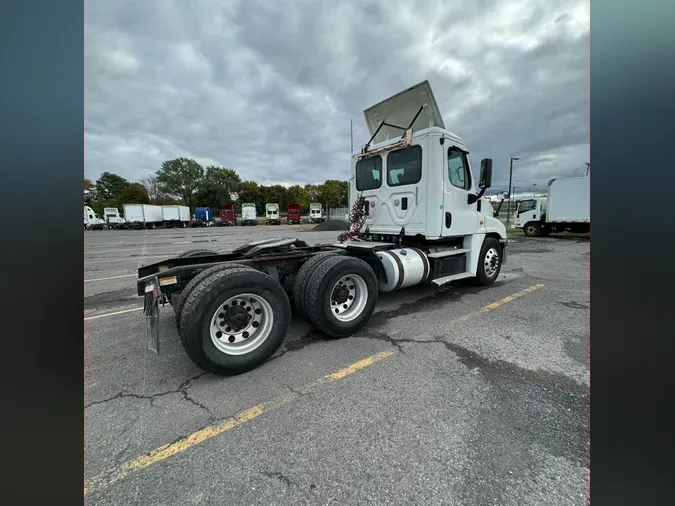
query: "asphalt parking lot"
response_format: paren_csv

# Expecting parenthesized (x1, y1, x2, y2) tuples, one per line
(85, 225, 589, 505)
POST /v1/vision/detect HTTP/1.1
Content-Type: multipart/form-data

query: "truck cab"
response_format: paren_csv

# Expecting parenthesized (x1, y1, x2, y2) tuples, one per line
(515, 198, 547, 231)
(241, 203, 258, 226)
(349, 80, 505, 244)
(84, 206, 105, 230)
(309, 203, 324, 223)
(103, 207, 126, 228)
(265, 203, 280, 225)
(286, 204, 302, 224)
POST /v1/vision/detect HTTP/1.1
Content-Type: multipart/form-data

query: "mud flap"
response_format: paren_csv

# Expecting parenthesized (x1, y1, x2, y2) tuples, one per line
(144, 276, 160, 354)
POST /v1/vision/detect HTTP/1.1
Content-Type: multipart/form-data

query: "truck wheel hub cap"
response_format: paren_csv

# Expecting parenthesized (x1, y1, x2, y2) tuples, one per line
(484, 248, 500, 277)
(330, 275, 368, 322)
(209, 294, 274, 356)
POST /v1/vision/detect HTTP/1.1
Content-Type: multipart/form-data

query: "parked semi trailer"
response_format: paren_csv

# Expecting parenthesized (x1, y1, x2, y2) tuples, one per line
(241, 203, 258, 226)
(515, 175, 590, 236)
(162, 205, 190, 228)
(136, 80, 507, 376)
(286, 203, 302, 224)
(123, 204, 163, 229)
(265, 203, 281, 225)
(308, 203, 325, 223)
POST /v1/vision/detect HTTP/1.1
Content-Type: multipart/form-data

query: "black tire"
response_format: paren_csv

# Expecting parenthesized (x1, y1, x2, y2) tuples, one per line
(179, 267, 291, 375)
(174, 262, 252, 329)
(305, 255, 378, 338)
(473, 237, 503, 286)
(177, 248, 218, 258)
(292, 250, 346, 319)
(523, 222, 541, 237)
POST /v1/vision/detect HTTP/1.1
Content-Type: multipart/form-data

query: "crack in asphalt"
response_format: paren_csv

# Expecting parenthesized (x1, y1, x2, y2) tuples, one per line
(85, 372, 214, 419)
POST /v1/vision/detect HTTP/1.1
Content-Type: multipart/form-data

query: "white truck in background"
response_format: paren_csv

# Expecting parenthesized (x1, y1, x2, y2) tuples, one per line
(309, 203, 325, 223)
(103, 207, 126, 229)
(515, 175, 590, 236)
(123, 204, 164, 229)
(84, 206, 105, 230)
(241, 203, 258, 226)
(265, 203, 281, 225)
(162, 205, 190, 228)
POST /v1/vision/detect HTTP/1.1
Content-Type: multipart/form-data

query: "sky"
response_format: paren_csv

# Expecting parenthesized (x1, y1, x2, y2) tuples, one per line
(85, 0, 589, 193)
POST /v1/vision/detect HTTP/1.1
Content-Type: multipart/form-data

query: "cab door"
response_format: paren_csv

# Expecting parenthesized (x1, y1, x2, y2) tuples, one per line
(441, 144, 480, 237)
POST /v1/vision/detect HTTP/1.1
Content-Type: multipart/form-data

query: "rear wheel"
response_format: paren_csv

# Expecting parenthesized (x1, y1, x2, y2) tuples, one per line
(179, 268, 291, 375)
(292, 250, 346, 319)
(169, 249, 219, 310)
(174, 262, 252, 330)
(305, 256, 378, 338)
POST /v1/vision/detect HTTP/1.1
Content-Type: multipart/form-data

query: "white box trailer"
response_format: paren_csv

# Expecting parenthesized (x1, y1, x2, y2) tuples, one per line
(162, 205, 190, 227)
(515, 175, 590, 236)
(124, 204, 164, 228)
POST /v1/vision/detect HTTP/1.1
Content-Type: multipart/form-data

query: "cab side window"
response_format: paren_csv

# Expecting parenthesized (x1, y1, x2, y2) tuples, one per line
(448, 148, 471, 190)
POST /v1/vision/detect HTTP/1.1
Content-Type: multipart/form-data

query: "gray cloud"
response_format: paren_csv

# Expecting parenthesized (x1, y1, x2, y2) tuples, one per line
(85, 0, 589, 190)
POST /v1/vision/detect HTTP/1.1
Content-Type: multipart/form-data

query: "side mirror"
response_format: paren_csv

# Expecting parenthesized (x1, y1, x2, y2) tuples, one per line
(479, 158, 493, 189)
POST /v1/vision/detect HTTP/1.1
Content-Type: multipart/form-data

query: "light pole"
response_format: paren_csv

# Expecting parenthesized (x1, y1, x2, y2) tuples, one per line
(532, 183, 537, 197)
(506, 157, 519, 227)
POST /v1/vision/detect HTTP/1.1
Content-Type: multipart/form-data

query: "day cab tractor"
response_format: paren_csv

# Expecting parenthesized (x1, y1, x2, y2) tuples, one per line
(219, 204, 237, 226)
(136, 80, 507, 376)
(286, 203, 302, 224)
(265, 203, 281, 225)
(309, 202, 325, 223)
(240, 203, 258, 226)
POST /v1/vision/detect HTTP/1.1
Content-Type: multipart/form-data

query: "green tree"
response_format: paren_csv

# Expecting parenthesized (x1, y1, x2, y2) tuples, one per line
(141, 175, 174, 205)
(317, 180, 348, 208)
(286, 184, 309, 211)
(120, 182, 150, 204)
(238, 181, 263, 213)
(96, 172, 130, 201)
(156, 157, 204, 210)
(195, 166, 242, 210)
(261, 184, 287, 210)
(84, 178, 93, 190)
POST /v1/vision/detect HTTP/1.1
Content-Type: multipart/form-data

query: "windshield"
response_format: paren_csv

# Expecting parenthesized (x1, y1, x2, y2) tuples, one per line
(518, 200, 537, 213)
(355, 156, 382, 191)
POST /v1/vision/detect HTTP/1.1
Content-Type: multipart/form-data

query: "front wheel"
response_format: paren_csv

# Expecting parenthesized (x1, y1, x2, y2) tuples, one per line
(180, 268, 291, 375)
(473, 237, 503, 286)
(523, 222, 541, 237)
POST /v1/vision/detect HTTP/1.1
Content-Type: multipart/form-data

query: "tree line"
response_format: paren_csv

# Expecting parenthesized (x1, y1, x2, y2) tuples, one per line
(84, 157, 349, 215)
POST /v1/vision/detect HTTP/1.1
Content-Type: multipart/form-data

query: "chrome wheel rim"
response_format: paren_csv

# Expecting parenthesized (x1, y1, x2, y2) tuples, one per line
(209, 293, 274, 355)
(484, 247, 500, 278)
(330, 274, 368, 322)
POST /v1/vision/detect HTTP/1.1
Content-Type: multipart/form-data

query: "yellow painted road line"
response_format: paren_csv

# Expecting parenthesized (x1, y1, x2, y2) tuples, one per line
(85, 274, 137, 283)
(452, 284, 545, 323)
(84, 350, 394, 494)
(84, 307, 143, 321)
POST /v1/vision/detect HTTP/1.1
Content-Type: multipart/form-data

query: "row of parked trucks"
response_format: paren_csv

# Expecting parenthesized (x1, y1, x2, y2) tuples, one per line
(84, 203, 326, 230)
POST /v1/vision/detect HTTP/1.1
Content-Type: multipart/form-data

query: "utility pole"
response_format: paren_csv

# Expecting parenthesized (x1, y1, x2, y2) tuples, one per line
(585, 162, 590, 175)
(506, 157, 519, 227)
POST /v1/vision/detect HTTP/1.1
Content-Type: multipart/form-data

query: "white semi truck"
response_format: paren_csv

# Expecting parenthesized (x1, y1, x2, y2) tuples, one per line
(309, 203, 325, 223)
(265, 203, 281, 225)
(136, 80, 507, 376)
(241, 203, 258, 226)
(161, 205, 191, 228)
(123, 204, 164, 229)
(515, 175, 590, 236)
(84, 206, 105, 230)
(103, 207, 126, 229)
